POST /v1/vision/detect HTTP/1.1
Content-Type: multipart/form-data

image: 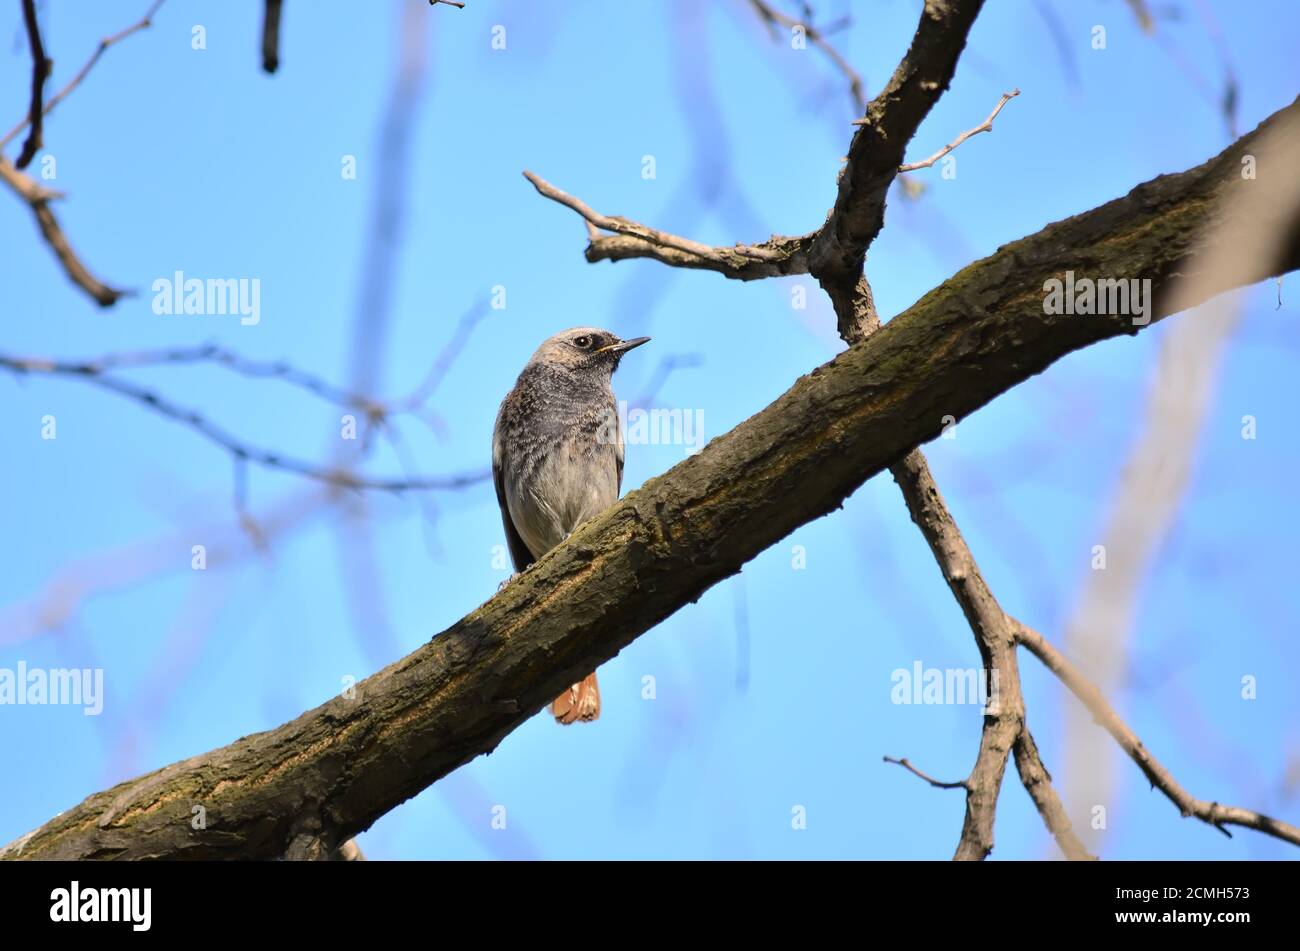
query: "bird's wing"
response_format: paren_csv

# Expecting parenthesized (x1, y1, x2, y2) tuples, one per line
(492, 419, 536, 573)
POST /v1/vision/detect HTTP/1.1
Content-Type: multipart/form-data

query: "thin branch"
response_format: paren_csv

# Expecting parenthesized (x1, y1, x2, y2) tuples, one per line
(747, 0, 865, 111)
(743, 0, 927, 202)
(0, 0, 165, 307)
(1011, 728, 1097, 860)
(896, 89, 1020, 172)
(883, 756, 968, 790)
(0, 353, 488, 493)
(524, 170, 792, 264)
(0, 0, 167, 154)
(0, 158, 125, 306)
(1016, 623, 1300, 847)
(65, 344, 387, 417)
(261, 0, 284, 73)
(16, 0, 52, 169)
(429, 0, 466, 7)
(524, 170, 813, 280)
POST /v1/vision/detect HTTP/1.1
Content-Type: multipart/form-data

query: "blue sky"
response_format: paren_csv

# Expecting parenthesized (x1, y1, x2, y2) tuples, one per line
(1, 0, 1297, 859)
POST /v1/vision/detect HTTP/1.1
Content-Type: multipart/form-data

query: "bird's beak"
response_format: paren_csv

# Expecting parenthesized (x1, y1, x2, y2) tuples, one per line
(597, 336, 651, 355)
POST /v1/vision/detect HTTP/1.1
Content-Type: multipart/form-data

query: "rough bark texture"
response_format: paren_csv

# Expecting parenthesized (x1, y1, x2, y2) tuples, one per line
(5, 100, 1298, 861)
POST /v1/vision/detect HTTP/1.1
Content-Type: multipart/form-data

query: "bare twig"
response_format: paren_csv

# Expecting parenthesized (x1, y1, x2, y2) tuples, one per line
(429, 0, 465, 7)
(16, 0, 52, 169)
(62, 344, 386, 417)
(0, 158, 125, 306)
(0, 353, 488, 493)
(896, 89, 1020, 172)
(1012, 729, 1096, 860)
(0, 0, 165, 307)
(0, 0, 167, 154)
(747, 0, 865, 111)
(262, 0, 284, 73)
(1016, 623, 1300, 847)
(524, 170, 791, 265)
(524, 170, 813, 280)
(883, 756, 968, 790)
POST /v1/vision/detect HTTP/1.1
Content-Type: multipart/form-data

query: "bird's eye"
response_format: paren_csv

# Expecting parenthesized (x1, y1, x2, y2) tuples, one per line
(573, 335, 592, 349)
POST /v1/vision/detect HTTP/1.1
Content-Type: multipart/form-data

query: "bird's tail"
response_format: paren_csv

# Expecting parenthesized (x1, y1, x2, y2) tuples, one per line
(551, 672, 600, 725)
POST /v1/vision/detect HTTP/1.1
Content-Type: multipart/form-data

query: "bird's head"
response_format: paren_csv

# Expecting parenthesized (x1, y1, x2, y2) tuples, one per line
(528, 327, 650, 376)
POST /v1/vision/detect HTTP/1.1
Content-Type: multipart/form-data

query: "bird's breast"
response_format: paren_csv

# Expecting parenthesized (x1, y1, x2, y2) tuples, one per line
(506, 435, 620, 557)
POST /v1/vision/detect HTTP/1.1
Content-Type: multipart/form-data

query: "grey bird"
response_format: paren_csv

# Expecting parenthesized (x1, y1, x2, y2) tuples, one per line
(492, 327, 650, 724)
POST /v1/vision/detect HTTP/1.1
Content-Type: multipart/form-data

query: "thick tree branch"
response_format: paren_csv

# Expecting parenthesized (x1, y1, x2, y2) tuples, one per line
(6, 104, 1298, 860)
(1016, 623, 1300, 846)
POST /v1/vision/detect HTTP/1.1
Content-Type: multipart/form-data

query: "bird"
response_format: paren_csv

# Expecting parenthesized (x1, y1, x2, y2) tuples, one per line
(492, 327, 650, 724)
